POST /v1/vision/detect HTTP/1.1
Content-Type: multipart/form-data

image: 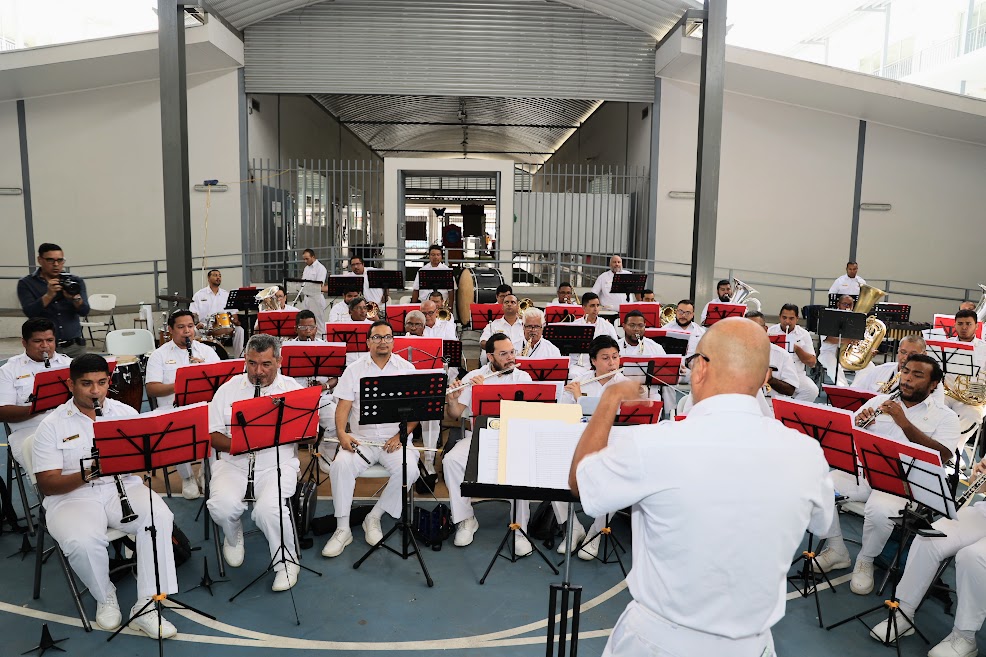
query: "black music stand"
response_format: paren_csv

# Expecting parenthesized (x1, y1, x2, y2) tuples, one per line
(544, 324, 594, 357)
(227, 386, 323, 624)
(90, 404, 215, 657)
(442, 339, 464, 373)
(462, 417, 581, 657)
(826, 433, 952, 655)
(351, 370, 447, 586)
(417, 269, 454, 294)
(367, 269, 404, 292)
(648, 328, 691, 356)
(817, 309, 866, 386)
(326, 275, 364, 299)
(225, 288, 259, 341)
(611, 273, 646, 302)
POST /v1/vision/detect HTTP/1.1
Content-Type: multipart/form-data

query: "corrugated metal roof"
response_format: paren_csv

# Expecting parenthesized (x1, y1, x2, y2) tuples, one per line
(311, 94, 600, 163)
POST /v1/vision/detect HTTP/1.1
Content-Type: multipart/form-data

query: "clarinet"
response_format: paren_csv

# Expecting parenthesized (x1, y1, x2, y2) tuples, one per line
(186, 336, 194, 362)
(243, 377, 260, 503)
(956, 470, 986, 510)
(93, 398, 137, 523)
(856, 391, 902, 429)
(42, 350, 51, 368)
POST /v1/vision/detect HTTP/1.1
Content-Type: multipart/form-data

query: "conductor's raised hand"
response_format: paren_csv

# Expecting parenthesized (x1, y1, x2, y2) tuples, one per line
(602, 379, 643, 402)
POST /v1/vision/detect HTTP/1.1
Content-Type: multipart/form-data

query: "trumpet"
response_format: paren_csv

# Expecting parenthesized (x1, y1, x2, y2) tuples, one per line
(91, 398, 138, 523)
(856, 390, 901, 429)
(446, 367, 515, 395)
(243, 378, 261, 504)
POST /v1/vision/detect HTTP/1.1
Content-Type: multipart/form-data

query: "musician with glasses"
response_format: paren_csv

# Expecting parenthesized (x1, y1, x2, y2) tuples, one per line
(479, 294, 524, 364)
(321, 321, 419, 559)
(551, 282, 577, 306)
(190, 269, 245, 359)
(865, 454, 986, 656)
(33, 354, 179, 637)
(207, 334, 305, 592)
(17, 243, 89, 357)
(943, 309, 986, 440)
(145, 309, 221, 500)
(519, 308, 561, 357)
(568, 318, 833, 657)
(768, 304, 819, 402)
(404, 311, 426, 337)
(443, 334, 534, 552)
(283, 310, 338, 443)
(812, 355, 961, 597)
(420, 300, 456, 340)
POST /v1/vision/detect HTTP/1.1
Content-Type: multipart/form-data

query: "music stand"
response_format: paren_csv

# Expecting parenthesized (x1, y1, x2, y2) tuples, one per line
(417, 269, 454, 294)
(926, 339, 978, 379)
(225, 288, 259, 340)
(91, 403, 215, 657)
(327, 323, 371, 360)
(543, 324, 594, 357)
(325, 275, 364, 298)
(646, 328, 691, 355)
(621, 355, 682, 392)
(442, 339, 463, 372)
(472, 383, 559, 418)
(226, 386, 322, 622)
(619, 303, 661, 327)
(256, 311, 299, 337)
(366, 269, 403, 292)
(768, 334, 787, 349)
(516, 358, 569, 382)
(173, 360, 245, 407)
(28, 367, 72, 414)
(544, 304, 584, 324)
(611, 273, 646, 301)
(385, 303, 420, 334)
(704, 302, 746, 326)
(393, 336, 444, 370)
(280, 343, 346, 382)
(351, 370, 447, 587)
(470, 303, 503, 330)
(823, 385, 876, 412)
(817, 309, 867, 387)
(827, 429, 949, 653)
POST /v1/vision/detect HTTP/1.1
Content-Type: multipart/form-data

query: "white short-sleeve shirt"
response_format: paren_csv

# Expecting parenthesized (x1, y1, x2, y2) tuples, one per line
(856, 393, 962, 455)
(618, 337, 666, 357)
(333, 353, 415, 440)
(424, 320, 457, 340)
(190, 286, 233, 320)
(524, 338, 562, 359)
(0, 352, 73, 434)
(591, 269, 632, 310)
(412, 263, 453, 304)
(145, 339, 222, 409)
(829, 274, 866, 296)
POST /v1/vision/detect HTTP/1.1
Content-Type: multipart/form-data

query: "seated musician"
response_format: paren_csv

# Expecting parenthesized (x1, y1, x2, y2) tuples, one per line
(519, 308, 561, 358)
(411, 244, 453, 305)
(443, 334, 535, 553)
(851, 334, 944, 405)
(479, 294, 524, 364)
(550, 282, 577, 306)
(818, 294, 855, 386)
(699, 279, 732, 326)
(943, 309, 986, 442)
(557, 336, 627, 560)
(813, 356, 961, 597)
(404, 310, 426, 337)
(252, 286, 298, 332)
(0, 318, 72, 468)
(329, 290, 362, 323)
(494, 284, 513, 304)
(190, 268, 244, 358)
(641, 289, 657, 303)
(421, 299, 456, 340)
(619, 310, 672, 409)
(283, 310, 338, 445)
(767, 304, 819, 402)
(746, 312, 799, 399)
(321, 321, 419, 558)
(866, 454, 986, 655)
(33, 354, 178, 637)
(591, 255, 640, 309)
(570, 292, 618, 373)
(346, 256, 388, 307)
(344, 297, 372, 323)
(145, 309, 221, 500)
(207, 334, 308, 592)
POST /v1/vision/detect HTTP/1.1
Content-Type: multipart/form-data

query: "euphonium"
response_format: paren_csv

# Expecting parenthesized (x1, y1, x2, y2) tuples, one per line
(518, 298, 536, 312)
(366, 301, 380, 320)
(660, 306, 676, 326)
(838, 284, 887, 371)
(255, 285, 281, 311)
(729, 278, 761, 312)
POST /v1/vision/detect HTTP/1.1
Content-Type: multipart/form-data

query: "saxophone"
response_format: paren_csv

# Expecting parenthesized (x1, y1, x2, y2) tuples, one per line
(838, 284, 887, 371)
(521, 339, 531, 357)
(879, 371, 900, 394)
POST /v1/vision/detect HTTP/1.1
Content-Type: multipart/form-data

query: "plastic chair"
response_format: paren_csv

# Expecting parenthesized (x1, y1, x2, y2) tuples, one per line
(105, 328, 155, 356)
(79, 294, 118, 346)
(4, 425, 37, 535)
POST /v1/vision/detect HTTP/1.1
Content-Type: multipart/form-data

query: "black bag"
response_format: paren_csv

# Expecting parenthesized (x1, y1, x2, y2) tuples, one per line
(0, 475, 25, 534)
(412, 503, 452, 549)
(291, 480, 318, 538)
(527, 500, 562, 549)
(171, 525, 194, 567)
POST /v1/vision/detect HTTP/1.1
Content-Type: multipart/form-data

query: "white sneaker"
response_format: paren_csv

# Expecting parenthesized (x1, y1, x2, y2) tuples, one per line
(129, 599, 177, 639)
(513, 533, 533, 558)
(222, 523, 245, 568)
(453, 517, 479, 547)
(850, 559, 874, 595)
(272, 562, 300, 592)
(181, 477, 200, 500)
(95, 593, 122, 631)
(321, 527, 353, 558)
(557, 522, 586, 555)
(811, 546, 851, 573)
(363, 514, 383, 546)
(195, 468, 205, 492)
(578, 535, 601, 561)
(929, 631, 978, 657)
(869, 615, 914, 643)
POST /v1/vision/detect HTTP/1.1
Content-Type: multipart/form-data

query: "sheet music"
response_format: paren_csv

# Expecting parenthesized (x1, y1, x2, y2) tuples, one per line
(900, 455, 957, 518)
(504, 419, 584, 489)
(477, 428, 500, 484)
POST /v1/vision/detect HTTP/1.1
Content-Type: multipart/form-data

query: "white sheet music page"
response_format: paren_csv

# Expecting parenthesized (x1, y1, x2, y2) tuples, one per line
(900, 454, 957, 519)
(477, 428, 500, 484)
(505, 419, 585, 489)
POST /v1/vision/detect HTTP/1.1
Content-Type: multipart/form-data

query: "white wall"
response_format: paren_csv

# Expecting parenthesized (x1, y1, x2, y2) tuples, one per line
(0, 100, 28, 309)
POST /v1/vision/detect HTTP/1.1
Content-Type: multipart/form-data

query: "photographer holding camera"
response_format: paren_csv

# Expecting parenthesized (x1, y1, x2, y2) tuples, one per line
(17, 243, 90, 357)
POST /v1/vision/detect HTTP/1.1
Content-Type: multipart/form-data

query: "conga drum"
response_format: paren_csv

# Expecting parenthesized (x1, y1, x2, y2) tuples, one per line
(456, 267, 505, 325)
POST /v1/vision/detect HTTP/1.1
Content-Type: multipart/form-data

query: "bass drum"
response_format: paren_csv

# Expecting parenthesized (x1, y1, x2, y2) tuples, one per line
(109, 358, 144, 411)
(200, 339, 229, 360)
(456, 267, 505, 324)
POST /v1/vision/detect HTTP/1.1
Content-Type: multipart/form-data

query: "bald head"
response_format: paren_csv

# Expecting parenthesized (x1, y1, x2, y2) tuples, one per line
(691, 317, 771, 402)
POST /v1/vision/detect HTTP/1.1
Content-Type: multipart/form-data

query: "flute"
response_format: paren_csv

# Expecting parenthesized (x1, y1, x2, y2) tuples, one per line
(856, 391, 902, 429)
(324, 437, 443, 453)
(573, 368, 624, 387)
(446, 367, 515, 395)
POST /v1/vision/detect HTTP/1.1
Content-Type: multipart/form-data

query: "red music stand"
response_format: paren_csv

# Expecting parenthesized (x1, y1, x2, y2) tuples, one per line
(544, 304, 584, 324)
(615, 401, 663, 424)
(926, 339, 978, 378)
(173, 359, 245, 407)
(280, 343, 346, 380)
(256, 310, 299, 337)
(328, 322, 371, 356)
(470, 303, 503, 330)
(773, 398, 858, 476)
(823, 385, 877, 412)
(471, 383, 558, 417)
(386, 303, 420, 334)
(705, 302, 746, 326)
(393, 336, 444, 370)
(934, 314, 984, 340)
(619, 303, 661, 327)
(516, 358, 569, 382)
(624, 355, 682, 384)
(28, 366, 72, 414)
(768, 334, 787, 349)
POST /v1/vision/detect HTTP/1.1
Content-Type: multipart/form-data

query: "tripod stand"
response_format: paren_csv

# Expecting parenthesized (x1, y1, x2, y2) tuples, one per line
(787, 531, 837, 627)
(574, 512, 627, 576)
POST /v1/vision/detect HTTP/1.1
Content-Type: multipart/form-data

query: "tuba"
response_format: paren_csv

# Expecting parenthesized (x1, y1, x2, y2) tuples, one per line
(973, 283, 986, 323)
(837, 284, 887, 371)
(660, 305, 676, 326)
(255, 285, 281, 311)
(729, 278, 761, 313)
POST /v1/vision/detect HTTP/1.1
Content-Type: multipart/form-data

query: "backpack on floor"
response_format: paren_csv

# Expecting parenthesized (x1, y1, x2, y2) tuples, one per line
(413, 504, 452, 549)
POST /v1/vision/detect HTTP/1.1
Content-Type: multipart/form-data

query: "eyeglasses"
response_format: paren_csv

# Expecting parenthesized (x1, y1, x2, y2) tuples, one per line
(684, 352, 710, 370)
(42, 258, 66, 265)
(369, 334, 394, 343)
(405, 322, 424, 328)
(494, 350, 518, 359)
(676, 309, 694, 315)
(523, 324, 543, 330)
(422, 310, 436, 316)
(297, 324, 317, 331)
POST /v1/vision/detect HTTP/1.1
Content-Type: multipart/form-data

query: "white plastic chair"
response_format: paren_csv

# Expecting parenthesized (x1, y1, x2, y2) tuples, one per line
(105, 328, 156, 356)
(79, 294, 118, 346)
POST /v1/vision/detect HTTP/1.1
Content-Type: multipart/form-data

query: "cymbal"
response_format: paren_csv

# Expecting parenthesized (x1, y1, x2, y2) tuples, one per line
(157, 293, 192, 304)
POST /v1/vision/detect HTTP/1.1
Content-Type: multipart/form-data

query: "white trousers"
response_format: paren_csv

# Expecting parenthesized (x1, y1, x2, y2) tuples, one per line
(945, 397, 984, 438)
(207, 459, 298, 570)
(819, 351, 848, 387)
(421, 420, 441, 469)
(603, 601, 774, 657)
(329, 443, 418, 519)
(46, 480, 177, 601)
(794, 371, 820, 402)
(551, 501, 607, 537)
(443, 437, 533, 530)
(822, 469, 906, 560)
(897, 506, 986, 632)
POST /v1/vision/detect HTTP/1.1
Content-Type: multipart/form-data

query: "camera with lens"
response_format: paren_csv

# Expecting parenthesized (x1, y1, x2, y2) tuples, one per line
(58, 274, 81, 296)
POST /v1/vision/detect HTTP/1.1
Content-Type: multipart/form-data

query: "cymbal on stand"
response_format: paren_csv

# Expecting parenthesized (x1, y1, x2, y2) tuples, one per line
(157, 293, 192, 305)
